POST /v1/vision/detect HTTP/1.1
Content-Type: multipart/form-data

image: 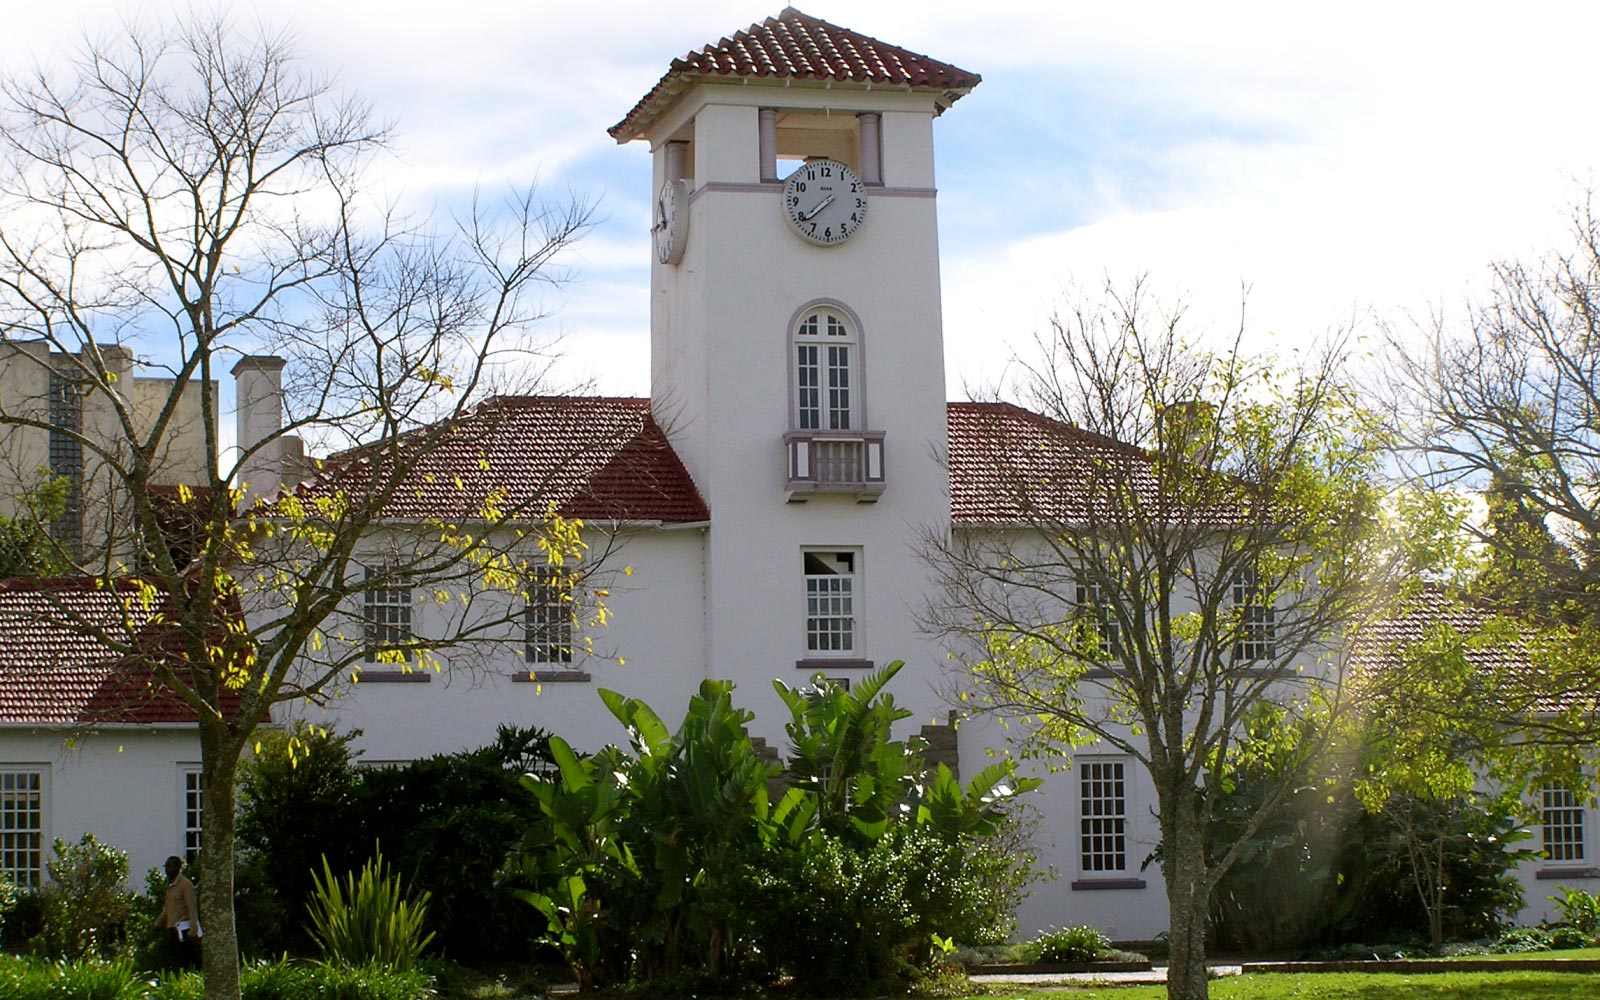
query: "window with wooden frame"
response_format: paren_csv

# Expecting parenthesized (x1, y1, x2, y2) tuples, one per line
(1079, 759, 1128, 874)
(804, 550, 858, 655)
(1075, 580, 1121, 658)
(1542, 786, 1586, 863)
(1231, 569, 1276, 662)
(362, 566, 413, 664)
(525, 566, 575, 664)
(0, 770, 44, 890)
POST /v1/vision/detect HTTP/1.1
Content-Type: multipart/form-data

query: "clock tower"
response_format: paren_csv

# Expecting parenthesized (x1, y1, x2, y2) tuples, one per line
(610, 8, 979, 715)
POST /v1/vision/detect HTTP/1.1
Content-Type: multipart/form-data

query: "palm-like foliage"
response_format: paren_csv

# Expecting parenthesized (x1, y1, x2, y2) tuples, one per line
(306, 849, 435, 971)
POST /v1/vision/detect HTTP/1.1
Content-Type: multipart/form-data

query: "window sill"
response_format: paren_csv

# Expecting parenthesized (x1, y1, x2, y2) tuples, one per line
(1071, 878, 1147, 891)
(355, 671, 432, 684)
(1535, 866, 1599, 880)
(512, 670, 592, 684)
(796, 658, 874, 671)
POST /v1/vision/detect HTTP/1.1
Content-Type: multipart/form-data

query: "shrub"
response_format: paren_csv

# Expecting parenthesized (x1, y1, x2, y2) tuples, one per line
(1549, 885, 1600, 938)
(307, 849, 435, 971)
(1492, 926, 1553, 953)
(34, 834, 138, 960)
(236, 723, 551, 961)
(1022, 925, 1110, 964)
(0, 873, 17, 952)
(356, 726, 552, 963)
(513, 665, 1040, 994)
(0, 953, 152, 999)
(236, 723, 366, 957)
(2, 890, 44, 954)
(0, 953, 435, 1000)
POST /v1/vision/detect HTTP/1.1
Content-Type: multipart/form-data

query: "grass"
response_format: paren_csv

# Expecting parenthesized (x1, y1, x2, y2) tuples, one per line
(1007, 970, 1600, 1000)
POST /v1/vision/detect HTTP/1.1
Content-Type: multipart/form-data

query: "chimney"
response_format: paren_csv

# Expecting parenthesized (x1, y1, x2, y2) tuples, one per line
(231, 356, 288, 506)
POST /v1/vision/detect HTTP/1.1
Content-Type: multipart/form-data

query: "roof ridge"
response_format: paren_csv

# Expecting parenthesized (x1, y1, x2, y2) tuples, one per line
(950, 400, 1150, 458)
(610, 8, 980, 142)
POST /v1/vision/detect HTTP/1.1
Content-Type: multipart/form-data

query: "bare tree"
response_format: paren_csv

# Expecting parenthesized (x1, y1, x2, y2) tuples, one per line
(924, 281, 1408, 1000)
(1384, 194, 1600, 744)
(0, 16, 600, 998)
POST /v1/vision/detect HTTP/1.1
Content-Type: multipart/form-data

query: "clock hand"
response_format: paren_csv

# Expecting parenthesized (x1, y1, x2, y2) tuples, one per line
(801, 194, 835, 221)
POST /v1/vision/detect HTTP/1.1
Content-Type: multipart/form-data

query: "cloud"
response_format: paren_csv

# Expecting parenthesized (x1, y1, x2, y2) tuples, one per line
(11, 0, 1600, 404)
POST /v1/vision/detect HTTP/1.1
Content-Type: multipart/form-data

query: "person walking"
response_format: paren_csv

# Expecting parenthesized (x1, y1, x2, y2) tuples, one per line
(154, 855, 202, 968)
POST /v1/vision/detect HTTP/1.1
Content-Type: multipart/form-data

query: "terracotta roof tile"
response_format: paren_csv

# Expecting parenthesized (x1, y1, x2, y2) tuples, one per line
(300, 396, 708, 524)
(1346, 589, 1594, 716)
(0, 578, 245, 726)
(948, 402, 1162, 524)
(611, 7, 980, 141)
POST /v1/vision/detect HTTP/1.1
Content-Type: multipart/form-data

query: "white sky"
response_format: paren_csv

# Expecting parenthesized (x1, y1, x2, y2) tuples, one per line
(6, 1, 1600, 400)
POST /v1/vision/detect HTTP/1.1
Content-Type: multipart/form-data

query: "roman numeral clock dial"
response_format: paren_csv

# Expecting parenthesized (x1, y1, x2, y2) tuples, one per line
(782, 160, 867, 246)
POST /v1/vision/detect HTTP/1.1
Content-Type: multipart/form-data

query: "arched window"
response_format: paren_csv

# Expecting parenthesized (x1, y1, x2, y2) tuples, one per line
(784, 302, 883, 502)
(793, 306, 859, 431)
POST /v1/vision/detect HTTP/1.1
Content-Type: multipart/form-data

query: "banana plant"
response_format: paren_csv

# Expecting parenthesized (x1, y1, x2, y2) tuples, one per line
(600, 680, 782, 976)
(775, 661, 924, 842)
(909, 760, 1043, 838)
(511, 737, 635, 990)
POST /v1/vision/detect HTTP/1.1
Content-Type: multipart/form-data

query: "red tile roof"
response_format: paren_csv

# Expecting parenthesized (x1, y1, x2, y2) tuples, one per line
(948, 401, 1227, 525)
(0, 578, 244, 726)
(1348, 588, 1592, 717)
(611, 7, 981, 142)
(301, 397, 708, 524)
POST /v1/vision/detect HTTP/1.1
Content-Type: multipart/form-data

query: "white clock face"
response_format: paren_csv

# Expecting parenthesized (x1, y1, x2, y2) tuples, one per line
(782, 160, 867, 246)
(654, 179, 688, 265)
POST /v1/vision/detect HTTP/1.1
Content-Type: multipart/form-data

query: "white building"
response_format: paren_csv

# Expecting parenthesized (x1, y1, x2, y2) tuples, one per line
(3, 8, 1594, 944)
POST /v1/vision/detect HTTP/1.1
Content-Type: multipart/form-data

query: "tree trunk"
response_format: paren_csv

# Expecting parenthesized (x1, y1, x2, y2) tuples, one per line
(1428, 837, 1445, 952)
(199, 724, 244, 1000)
(1162, 796, 1212, 1000)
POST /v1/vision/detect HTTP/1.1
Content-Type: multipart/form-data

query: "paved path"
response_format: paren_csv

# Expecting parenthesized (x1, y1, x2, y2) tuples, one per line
(971, 965, 1243, 986)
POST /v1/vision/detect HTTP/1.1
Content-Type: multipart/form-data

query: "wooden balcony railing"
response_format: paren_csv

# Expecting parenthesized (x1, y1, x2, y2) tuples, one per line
(785, 430, 886, 502)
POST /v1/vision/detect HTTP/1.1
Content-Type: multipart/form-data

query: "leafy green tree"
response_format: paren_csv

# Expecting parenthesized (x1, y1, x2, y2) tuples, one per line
(0, 16, 597, 1000)
(234, 724, 365, 956)
(1473, 471, 1587, 621)
(1349, 590, 1569, 950)
(923, 280, 1418, 1000)
(0, 476, 72, 578)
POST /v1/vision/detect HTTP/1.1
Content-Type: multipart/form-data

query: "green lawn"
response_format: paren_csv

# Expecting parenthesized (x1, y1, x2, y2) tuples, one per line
(1006, 970, 1600, 1000)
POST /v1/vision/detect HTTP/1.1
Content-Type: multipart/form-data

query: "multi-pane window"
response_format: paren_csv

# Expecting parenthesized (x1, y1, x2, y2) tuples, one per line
(1542, 786, 1586, 863)
(47, 373, 84, 557)
(1232, 569, 1276, 662)
(1, 770, 44, 889)
(804, 550, 857, 654)
(362, 567, 413, 664)
(525, 567, 574, 664)
(794, 310, 856, 431)
(1079, 760, 1127, 874)
(1075, 581, 1121, 657)
(182, 769, 204, 864)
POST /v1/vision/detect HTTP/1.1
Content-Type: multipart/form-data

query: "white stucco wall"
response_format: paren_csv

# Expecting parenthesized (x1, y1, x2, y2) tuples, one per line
(302, 526, 712, 762)
(0, 727, 204, 888)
